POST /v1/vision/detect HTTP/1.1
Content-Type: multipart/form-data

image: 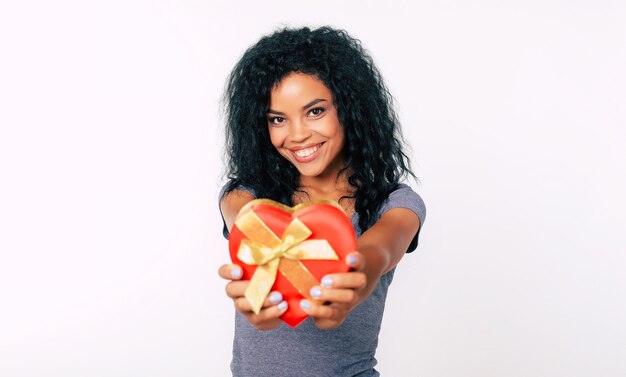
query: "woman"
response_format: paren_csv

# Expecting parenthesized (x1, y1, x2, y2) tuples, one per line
(218, 26, 426, 376)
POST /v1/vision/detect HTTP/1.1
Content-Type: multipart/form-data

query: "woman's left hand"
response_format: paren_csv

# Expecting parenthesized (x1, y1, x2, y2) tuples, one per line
(299, 251, 367, 329)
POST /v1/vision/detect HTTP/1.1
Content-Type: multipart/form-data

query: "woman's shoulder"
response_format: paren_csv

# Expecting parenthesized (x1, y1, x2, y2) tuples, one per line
(219, 182, 257, 201)
(376, 183, 426, 253)
(219, 182, 257, 239)
(380, 183, 426, 225)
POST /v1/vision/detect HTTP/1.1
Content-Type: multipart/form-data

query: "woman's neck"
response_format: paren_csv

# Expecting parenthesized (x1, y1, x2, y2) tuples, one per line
(295, 168, 355, 216)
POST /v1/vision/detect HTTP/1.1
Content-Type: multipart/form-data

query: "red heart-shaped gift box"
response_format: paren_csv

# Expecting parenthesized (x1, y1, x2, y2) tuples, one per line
(229, 199, 357, 328)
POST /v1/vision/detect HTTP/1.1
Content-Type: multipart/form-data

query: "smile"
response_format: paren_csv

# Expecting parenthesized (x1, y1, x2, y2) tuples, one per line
(294, 144, 321, 158)
(289, 143, 324, 163)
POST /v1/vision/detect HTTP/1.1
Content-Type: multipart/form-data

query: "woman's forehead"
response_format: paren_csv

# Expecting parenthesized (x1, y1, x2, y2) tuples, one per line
(269, 73, 332, 108)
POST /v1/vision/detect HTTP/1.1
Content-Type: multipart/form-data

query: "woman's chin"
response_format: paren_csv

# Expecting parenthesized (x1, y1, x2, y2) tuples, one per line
(295, 167, 322, 178)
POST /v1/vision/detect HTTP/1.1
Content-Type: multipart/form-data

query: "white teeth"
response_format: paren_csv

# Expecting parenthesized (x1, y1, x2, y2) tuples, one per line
(294, 145, 320, 158)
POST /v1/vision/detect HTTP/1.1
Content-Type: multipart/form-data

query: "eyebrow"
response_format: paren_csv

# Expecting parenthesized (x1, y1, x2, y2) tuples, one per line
(266, 98, 328, 115)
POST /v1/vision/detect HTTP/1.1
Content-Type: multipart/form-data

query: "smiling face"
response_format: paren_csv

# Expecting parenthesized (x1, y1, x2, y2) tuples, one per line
(267, 72, 346, 181)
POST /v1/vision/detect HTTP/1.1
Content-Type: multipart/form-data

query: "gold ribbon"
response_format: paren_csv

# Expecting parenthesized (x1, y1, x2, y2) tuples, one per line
(235, 210, 338, 314)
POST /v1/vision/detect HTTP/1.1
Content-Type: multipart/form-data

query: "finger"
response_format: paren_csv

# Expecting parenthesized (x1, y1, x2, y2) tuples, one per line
(244, 300, 289, 328)
(345, 251, 365, 271)
(299, 299, 341, 319)
(218, 264, 243, 280)
(233, 291, 284, 312)
(225, 280, 249, 299)
(312, 317, 345, 330)
(248, 318, 283, 331)
(319, 271, 366, 290)
(309, 286, 357, 305)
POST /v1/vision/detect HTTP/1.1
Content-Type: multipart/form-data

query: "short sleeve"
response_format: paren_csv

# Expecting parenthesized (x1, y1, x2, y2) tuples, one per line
(219, 183, 257, 240)
(379, 183, 426, 253)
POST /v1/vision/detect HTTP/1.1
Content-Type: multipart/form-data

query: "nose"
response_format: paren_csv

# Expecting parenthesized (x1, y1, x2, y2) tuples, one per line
(288, 119, 312, 143)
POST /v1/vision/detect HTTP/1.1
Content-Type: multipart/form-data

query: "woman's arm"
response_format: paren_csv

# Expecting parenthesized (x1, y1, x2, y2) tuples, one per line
(299, 207, 421, 329)
(218, 189, 290, 330)
(357, 207, 421, 295)
(220, 189, 255, 233)
(220, 189, 422, 330)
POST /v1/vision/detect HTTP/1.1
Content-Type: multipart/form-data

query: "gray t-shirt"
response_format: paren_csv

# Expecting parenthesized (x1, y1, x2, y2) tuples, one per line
(220, 184, 426, 377)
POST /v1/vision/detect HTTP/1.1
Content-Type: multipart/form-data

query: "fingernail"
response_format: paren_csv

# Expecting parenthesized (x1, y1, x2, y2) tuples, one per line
(300, 299, 311, 310)
(321, 276, 333, 288)
(269, 291, 283, 304)
(310, 287, 321, 298)
(231, 266, 242, 279)
(278, 301, 288, 311)
(347, 255, 358, 265)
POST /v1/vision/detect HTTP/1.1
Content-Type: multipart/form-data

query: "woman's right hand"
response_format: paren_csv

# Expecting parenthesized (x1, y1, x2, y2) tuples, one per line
(218, 263, 288, 330)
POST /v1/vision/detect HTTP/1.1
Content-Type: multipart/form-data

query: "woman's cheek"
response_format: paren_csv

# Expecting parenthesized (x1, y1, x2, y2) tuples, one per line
(268, 127, 283, 149)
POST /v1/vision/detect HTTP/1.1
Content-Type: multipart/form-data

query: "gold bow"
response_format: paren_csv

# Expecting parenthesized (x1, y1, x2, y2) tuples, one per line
(235, 209, 338, 314)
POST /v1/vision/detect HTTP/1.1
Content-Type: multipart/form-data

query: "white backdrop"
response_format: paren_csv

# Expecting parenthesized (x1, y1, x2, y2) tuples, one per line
(1, 1, 625, 376)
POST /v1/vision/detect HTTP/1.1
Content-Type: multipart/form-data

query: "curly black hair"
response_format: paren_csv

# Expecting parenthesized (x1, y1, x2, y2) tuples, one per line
(222, 26, 415, 232)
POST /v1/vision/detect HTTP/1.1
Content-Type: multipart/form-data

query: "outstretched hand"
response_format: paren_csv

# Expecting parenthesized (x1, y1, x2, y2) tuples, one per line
(298, 251, 367, 329)
(219, 251, 367, 330)
(218, 264, 288, 330)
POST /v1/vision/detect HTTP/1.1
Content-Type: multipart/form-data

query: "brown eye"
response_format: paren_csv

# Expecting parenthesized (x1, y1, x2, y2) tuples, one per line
(269, 116, 285, 125)
(308, 107, 325, 117)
